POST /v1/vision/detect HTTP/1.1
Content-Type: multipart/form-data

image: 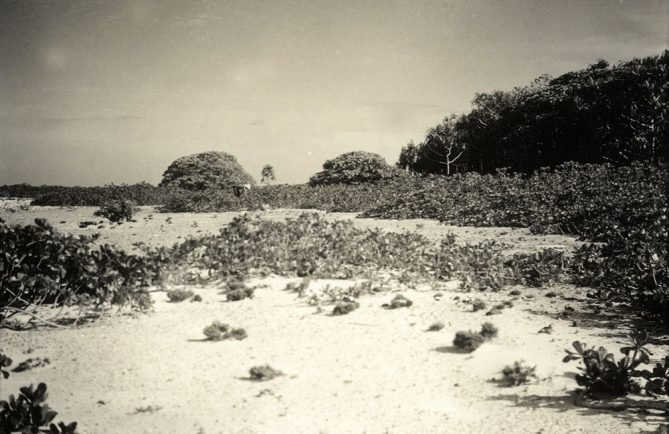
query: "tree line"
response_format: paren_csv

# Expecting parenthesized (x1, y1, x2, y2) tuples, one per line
(399, 51, 668, 175)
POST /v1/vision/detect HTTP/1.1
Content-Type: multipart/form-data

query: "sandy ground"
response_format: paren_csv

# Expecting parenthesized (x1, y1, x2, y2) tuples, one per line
(1, 203, 666, 434)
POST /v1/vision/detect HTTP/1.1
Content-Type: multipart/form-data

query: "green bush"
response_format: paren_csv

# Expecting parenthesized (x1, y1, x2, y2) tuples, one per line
(159, 151, 255, 191)
(309, 151, 406, 186)
(0, 353, 78, 434)
(0, 218, 158, 325)
(94, 199, 137, 222)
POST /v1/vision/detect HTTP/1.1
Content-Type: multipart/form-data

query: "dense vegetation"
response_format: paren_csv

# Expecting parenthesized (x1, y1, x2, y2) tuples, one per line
(0, 218, 158, 325)
(399, 51, 667, 175)
(159, 151, 255, 191)
(308, 151, 406, 186)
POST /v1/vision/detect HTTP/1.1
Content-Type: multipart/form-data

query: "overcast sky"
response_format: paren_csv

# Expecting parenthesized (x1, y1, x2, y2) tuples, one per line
(1, 0, 667, 185)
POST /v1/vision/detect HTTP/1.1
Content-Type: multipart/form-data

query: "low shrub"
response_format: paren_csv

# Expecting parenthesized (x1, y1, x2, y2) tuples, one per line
(1, 218, 159, 326)
(202, 321, 247, 341)
(0, 353, 78, 434)
(166, 289, 194, 303)
(562, 330, 662, 397)
(453, 322, 498, 352)
(332, 299, 360, 315)
(94, 199, 137, 222)
(500, 361, 538, 386)
(453, 331, 486, 352)
(383, 294, 413, 309)
(427, 321, 445, 331)
(248, 365, 282, 381)
(471, 298, 487, 312)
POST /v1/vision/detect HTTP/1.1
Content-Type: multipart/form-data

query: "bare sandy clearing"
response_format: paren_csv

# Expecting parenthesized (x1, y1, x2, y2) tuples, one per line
(1, 279, 664, 434)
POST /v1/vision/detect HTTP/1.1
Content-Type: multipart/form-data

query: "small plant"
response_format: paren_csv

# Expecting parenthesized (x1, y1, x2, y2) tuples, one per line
(191, 294, 203, 302)
(0, 353, 11, 379)
(203, 321, 229, 341)
(12, 357, 50, 373)
(562, 330, 651, 396)
(509, 289, 521, 296)
(332, 299, 360, 315)
(226, 287, 254, 302)
(202, 321, 247, 341)
(500, 361, 538, 386)
(93, 199, 137, 223)
(427, 321, 445, 332)
(383, 294, 413, 309)
(453, 322, 498, 352)
(134, 405, 162, 414)
(480, 322, 499, 339)
(0, 381, 78, 434)
(471, 298, 486, 312)
(166, 289, 194, 302)
(453, 331, 485, 352)
(248, 365, 282, 381)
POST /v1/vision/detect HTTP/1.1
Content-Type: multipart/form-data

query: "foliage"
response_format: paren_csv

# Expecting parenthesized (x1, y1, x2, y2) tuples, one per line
(0, 218, 158, 325)
(159, 151, 255, 191)
(427, 321, 445, 332)
(309, 151, 406, 186)
(470, 298, 487, 312)
(332, 299, 360, 315)
(383, 294, 413, 309)
(165, 289, 194, 303)
(562, 331, 651, 396)
(28, 183, 170, 207)
(400, 51, 667, 175)
(500, 361, 538, 386)
(260, 165, 276, 185)
(453, 322, 498, 352)
(248, 365, 282, 381)
(505, 249, 568, 287)
(93, 199, 137, 223)
(202, 321, 247, 341)
(0, 355, 77, 434)
(479, 322, 499, 339)
(452, 331, 485, 352)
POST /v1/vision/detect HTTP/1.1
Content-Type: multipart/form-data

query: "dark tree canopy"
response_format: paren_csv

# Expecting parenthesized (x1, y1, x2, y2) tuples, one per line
(159, 151, 255, 191)
(309, 151, 406, 186)
(399, 51, 668, 175)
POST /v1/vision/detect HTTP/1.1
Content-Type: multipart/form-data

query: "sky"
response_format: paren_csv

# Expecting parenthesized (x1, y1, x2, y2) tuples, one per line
(1, 0, 667, 186)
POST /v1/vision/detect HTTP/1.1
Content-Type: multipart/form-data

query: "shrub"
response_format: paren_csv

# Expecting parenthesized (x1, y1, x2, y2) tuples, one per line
(427, 321, 445, 331)
(0, 218, 158, 325)
(453, 322, 498, 352)
(453, 331, 486, 352)
(93, 199, 137, 223)
(248, 365, 282, 381)
(562, 330, 654, 396)
(500, 361, 538, 386)
(202, 321, 246, 341)
(471, 298, 487, 312)
(309, 151, 406, 186)
(332, 299, 360, 315)
(0, 354, 78, 434)
(159, 151, 255, 191)
(202, 321, 229, 341)
(479, 322, 499, 339)
(226, 287, 254, 302)
(383, 294, 413, 309)
(166, 289, 194, 303)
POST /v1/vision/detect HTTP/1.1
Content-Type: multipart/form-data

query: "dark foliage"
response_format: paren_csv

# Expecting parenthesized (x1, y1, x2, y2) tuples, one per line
(309, 151, 406, 186)
(159, 151, 255, 191)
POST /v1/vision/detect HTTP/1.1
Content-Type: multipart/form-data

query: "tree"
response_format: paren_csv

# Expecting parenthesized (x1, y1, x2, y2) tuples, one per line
(260, 164, 276, 185)
(309, 151, 405, 186)
(397, 115, 468, 175)
(159, 151, 255, 191)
